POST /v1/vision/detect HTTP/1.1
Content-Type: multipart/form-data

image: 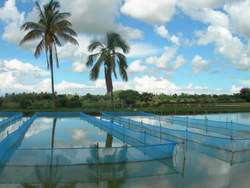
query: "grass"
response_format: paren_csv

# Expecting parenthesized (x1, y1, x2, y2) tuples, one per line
(1, 102, 250, 116)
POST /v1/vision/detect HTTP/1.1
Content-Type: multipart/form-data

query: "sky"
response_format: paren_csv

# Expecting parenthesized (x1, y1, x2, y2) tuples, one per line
(0, 0, 250, 95)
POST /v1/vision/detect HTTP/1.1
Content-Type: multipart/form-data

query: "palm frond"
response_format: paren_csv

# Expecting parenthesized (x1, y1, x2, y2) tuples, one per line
(86, 53, 100, 68)
(58, 27, 77, 36)
(116, 53, 128, 81)
(106, 32, 129, 53)
(21, 22, 44, 31)
(90, 54, 104, 81)
(35, 1, 46, 21)
(20, 30, 43, 45)
(54, 20, 72, 28)
(88, 41, 104, 52)
(57, 33, 78, 45)
(34, 39, 45, 58)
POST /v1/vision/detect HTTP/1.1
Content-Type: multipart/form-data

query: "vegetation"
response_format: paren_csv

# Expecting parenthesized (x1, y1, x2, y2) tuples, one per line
(1, 88, 250, 115)
(20, 0, 78, 97)
(86, 32, 129, 110)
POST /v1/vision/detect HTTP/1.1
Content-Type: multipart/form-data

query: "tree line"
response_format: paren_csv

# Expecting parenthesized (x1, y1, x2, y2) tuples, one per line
(1, 88, 249, 111)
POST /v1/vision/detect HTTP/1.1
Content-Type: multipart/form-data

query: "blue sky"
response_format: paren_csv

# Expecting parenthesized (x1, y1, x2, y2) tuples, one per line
(0, 0, 250, 95)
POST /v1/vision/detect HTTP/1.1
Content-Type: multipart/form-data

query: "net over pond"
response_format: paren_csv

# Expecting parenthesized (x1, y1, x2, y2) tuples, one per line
(0, 112, 180, 184)
(0, 112, 177, 165)
(102, 112, 250, 152)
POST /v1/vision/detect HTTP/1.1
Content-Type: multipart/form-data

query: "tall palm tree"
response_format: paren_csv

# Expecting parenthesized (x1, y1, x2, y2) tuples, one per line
(20, 0, 78, 98)
(86, 32, 130, 110)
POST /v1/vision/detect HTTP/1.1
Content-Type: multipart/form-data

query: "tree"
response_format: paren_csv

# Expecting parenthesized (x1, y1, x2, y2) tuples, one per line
(118, 90, 140, 107)
(20, 0, 78, 99)
(86, 32, 129, 110)
(240, 88, 250, 102)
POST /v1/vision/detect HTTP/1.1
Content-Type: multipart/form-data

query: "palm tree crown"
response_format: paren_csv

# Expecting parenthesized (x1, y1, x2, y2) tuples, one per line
(20, 0, 78, 96)
(86, 32, 130, 97)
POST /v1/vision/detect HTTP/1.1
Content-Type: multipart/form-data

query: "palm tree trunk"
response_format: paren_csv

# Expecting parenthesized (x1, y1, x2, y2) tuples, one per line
(105, 68, 114, 111)
(49, 47, 56, 108)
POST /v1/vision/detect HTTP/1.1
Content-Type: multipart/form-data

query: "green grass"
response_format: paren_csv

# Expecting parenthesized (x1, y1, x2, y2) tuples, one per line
(1, 102, 250, 116)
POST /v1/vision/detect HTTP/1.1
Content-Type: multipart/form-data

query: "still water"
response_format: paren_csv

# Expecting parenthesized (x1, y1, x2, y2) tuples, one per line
(20, 117, 124, 148)
(1, 113, 250, 187)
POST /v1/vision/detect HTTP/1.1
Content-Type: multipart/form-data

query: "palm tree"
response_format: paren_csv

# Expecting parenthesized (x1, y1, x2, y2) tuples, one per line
(86, 32, 130, 110)
(20, 0, 78, 98)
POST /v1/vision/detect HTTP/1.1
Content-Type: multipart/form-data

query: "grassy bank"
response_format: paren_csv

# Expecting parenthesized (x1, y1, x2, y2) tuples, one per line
(1, 102, 250, 116)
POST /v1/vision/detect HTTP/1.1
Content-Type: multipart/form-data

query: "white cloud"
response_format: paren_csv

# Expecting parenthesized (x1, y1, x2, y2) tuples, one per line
(116, 24, 143, 40)
(154, 25, 180, 45)
(145, 47, 186, 73)
(0, 0, 25, 43)
(128, 60, 147, 73)
(175, 55, 186, 69)
(121, 0, 177, 24)
(0, 59, 49, 94)
(178, 0, 223, 10)
(72, 62, 88, 73)
(192, 55, 209, 74)
(0, 59, 232, 95)
(59, 0, 143, 40)
(178, 1, 229, 28)
(224, 0, 250, 37)
(196, 25, 250, 70)
(231, 85, 242, 94)
(128, 43, 161, 58)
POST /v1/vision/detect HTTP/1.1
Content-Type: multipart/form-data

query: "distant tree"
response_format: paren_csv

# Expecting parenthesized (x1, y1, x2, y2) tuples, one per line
(240, 88, 250, 102)
(20, 99, 32, 109)
(86, 32, 129, 110)
(20, 0, 78, 99)
(118, 90, 140, 107)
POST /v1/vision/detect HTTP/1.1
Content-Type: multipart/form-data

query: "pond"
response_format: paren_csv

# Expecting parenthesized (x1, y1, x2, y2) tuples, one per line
(0, 113, 250, 188)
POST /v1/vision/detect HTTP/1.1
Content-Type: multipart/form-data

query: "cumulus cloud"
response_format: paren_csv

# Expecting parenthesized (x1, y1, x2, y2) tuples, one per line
(127, 43, 161, 58)
(0, 59, 49, 94)
(191, 55, 209, 74)
(0, 0, 25, 43)
(121, 0, 177, 24)
(224, 0, 250, 37)
(0, 58, 224, 95)
(178, 1, 229, 28)
(196, 25, 250, 70)
(128, 60, 147, 73)
(154, 25, 180, 45)
(145, 47, 186, 73)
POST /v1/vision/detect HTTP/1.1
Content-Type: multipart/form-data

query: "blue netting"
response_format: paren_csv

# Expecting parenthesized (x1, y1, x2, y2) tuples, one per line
(0, 114, 36, 165)
(102, 112, 250, 152)
(0, 112, 177, 167)
(0, 113, 22, 131)
(0, 158, 177, 184)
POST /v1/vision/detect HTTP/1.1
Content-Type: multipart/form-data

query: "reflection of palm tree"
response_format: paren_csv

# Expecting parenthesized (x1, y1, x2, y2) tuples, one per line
(86, 32, 129, 110)
(105, 133, 113, 148)
(50, 118, 57, 168)
(20, 0, 78, 99)
(86, 144, 128, 188)
(21, 159, 76, 188)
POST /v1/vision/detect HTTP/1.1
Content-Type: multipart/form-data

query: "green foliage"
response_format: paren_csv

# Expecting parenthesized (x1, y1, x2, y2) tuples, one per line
(240, 88, 250, 102)
(0, 89, 249, 114)
(118, 90, 140, 107)
(20, 99, 32, 109)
